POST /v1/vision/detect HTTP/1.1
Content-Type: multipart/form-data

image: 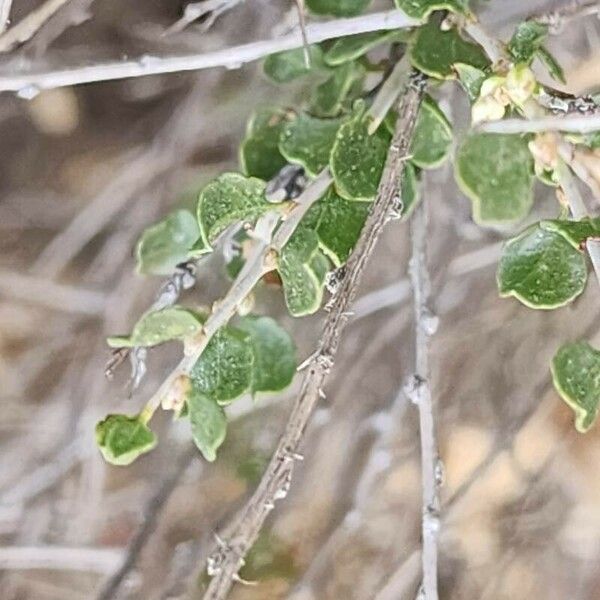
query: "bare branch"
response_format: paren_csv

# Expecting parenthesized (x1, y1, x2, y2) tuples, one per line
(0, 0, 13, 35)
(0, 268, 107, 315)
(405, 194, 440, 600)
(0, 545, 123, 573)
(0, 8, 419, 93)
(164, 0, 244, 36)
(479, 112, 600, 135)
(0, 0, 74, 52)
(554, 148, 600, 286)
(200, 72, 426, 600)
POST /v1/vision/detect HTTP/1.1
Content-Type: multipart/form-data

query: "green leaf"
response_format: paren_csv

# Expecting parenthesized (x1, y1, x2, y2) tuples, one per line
(508, 20, 548, 64)
(236, 315, 297, 394)
(398, 161, 422, 220)
(324, 30, 408, 66)
(394, 0, 469, 19)
(96, 414, 157, 466)
(306, 0, 371, 17)
(135, 210, 200, 276)
(264, 46, 325, 83)
(536, 46, 566, 84)
(311, 61, 366, 118)
(410, 95, 453, 169)
(455, 133, 534, 224)
(197, 173, 270, 248)
(280, 113, 345, 178)
(188, 388, 227, 461)
(552, 341, 600, 433)
(307, 187, 370, 266)
(497, 223, 588, 309)
(330, 105, 391, 201)
(190, 327, 254, 405)
(278, 226, 326, 316)
(540, 217, 600, 248)
(107, 306, 205, 348)
(410, 21, 489, 80)
(454, 62, 487, 102)
(240, 108, 290, 180)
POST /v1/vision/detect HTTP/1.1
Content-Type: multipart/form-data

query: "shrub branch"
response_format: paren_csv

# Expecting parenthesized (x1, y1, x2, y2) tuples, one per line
(200, 70, 427, 600)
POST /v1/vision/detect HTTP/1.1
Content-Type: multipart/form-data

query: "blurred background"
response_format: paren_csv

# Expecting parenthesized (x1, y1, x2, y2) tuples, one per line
(1, 0, 600, 598)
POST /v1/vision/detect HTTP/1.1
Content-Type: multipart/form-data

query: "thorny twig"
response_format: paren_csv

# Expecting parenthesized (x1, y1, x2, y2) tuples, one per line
(405, 196, 440, 600)
(200, 71, 426, 600)
(0, 9, 420, 93)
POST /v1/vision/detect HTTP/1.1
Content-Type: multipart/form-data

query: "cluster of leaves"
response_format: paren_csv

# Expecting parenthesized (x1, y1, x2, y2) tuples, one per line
(98, 0, 600, 469)
(98, 309, 296, 463)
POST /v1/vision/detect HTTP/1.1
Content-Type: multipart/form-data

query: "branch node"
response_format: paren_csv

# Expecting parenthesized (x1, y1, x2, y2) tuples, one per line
(403, 373, 428, 406)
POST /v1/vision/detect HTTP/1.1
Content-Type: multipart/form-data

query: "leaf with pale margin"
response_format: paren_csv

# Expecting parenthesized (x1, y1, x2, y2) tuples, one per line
(306, 0, 371, 17)
(197, 173, 270, 249)
(188, 388, 227, 461)
(307, 187, 370, 266)
(135, 210, 200, 276)
(454, 62, 487, 101)
(240, 108, 290, 180)
(330, 104, 391, 201)
(552, 341, 600, 433)
(536, 47, 566, 84)
(410, 21, 488, 80)
(107, 306, 205, 348)
(540, 217, 600, 248)
(236, 315, 297, 394)
(410, 95, 453, 169)
(497, 223, 587, 309)
(507, 21, 548, 64)
(324, 30, 409, 66)
(264, 46, 326, 83)
(455, 133, 534, 224)
(96, 414, 157, 466)
(280, 113, 345, 177)
(278, 225, 327, 316)
(311, 61, 365, 118)
(395, 0, 469, 19)
(190, 327, 254, 405)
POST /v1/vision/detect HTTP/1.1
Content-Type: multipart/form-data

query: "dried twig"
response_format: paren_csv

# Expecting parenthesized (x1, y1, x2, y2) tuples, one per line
(405, 196, 440, 600)
(200, 71, 426, 600)
(164, 0, 244, 36)
(0, 0, 12, 35)
(0, 0, 76, 52)
(0, 9, 419, 93)
(534, 0, 600, 32)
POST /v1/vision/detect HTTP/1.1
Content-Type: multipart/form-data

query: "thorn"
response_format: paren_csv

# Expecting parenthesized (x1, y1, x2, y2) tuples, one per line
(232, 573, 258, 586)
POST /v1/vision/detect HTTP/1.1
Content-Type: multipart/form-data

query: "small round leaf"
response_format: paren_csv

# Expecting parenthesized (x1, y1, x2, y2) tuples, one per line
(497, 224, 588, 309)
(455, 133, 534, 225)
(95, 414, 157, 466)
(280, 113, 345, 178)
(188, 389, 227, 461)
(135, 210, 199, 276)
(236, 315, 297, 394)
(551, 341, 600, 433)
(190, 327, 254, 405)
